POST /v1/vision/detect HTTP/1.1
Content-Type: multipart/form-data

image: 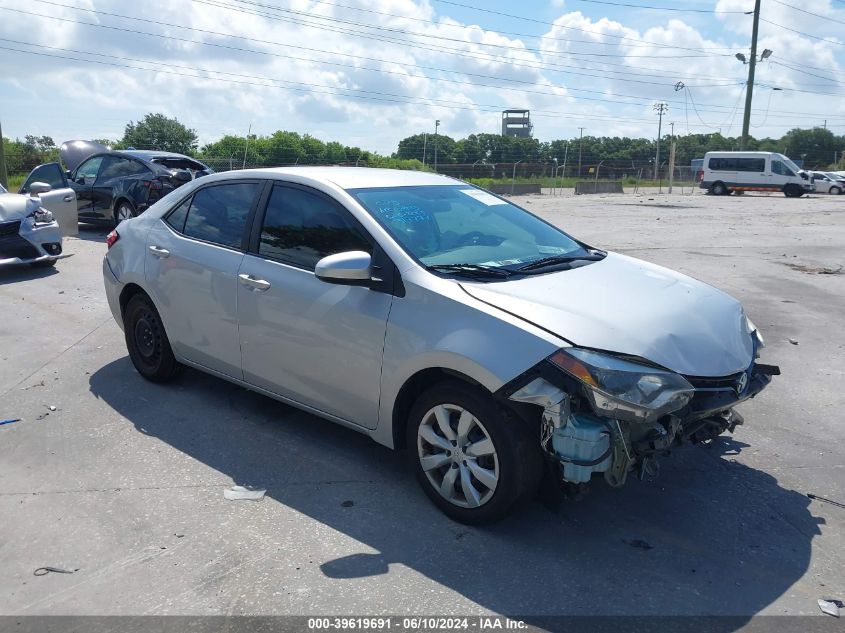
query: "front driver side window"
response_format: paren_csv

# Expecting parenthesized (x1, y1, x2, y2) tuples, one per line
(259, 185, 371, 269)
(75, 156, 105, 183)
(771, 160, 795, 177)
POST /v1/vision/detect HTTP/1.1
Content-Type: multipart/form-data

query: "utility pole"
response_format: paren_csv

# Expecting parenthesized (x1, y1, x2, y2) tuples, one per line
(740, 0, 761, 150)
(577, 127, 585, 179)
(653, 102, 668, 181)
(434, 119, 440, 172)
(242, 123, 252, 169)
(0, 119, 7, 190)
(422, 133, 427, 166)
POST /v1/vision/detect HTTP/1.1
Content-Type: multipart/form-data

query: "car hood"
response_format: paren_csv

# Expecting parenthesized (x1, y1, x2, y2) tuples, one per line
(60, 140, 109, 171)
(0, 193, 39, 222)
(460, 252, 753, 377)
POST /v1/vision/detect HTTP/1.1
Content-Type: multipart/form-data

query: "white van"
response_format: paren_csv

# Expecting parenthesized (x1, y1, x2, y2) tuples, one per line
(698, 151, 815, 197)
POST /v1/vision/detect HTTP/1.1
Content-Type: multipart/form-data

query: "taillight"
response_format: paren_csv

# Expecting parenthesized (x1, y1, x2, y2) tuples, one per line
(142, 180, 163, 190)
(106, 229, 120, 249)
(696, 170, 704, 182)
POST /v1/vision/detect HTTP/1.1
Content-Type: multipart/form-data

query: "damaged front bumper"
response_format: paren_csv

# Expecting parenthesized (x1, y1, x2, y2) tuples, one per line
(501, 348, 778, 490)
(0, 217, 63, 266)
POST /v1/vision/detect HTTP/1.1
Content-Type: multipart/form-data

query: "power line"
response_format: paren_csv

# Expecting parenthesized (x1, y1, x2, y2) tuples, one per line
(769, 0, 845, 27)
(574, 0, 746, 13)
(8, 3, 740, 91)
(760, 17, 845, 46)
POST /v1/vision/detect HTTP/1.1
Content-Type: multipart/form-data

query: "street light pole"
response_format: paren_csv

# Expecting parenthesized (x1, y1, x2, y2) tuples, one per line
(0, 119, 7, 190)
(741, 0, 762, 150)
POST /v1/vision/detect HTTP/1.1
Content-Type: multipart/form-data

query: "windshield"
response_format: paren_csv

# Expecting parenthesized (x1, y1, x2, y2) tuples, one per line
(349, 185, 587, 269)
(777, 154, 802, 173)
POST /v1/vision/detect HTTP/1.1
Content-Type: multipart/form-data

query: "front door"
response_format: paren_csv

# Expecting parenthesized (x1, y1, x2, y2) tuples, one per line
(19, 163, 78, 235)
(237, 183, 393, 429)
(144, 180, 262, 379)
(70, 155, 105, 219)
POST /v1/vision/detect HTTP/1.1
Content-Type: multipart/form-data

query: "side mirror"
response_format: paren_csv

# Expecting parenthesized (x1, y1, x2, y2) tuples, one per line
(315, 251, 372, 285)
(28, 182, 52, 196)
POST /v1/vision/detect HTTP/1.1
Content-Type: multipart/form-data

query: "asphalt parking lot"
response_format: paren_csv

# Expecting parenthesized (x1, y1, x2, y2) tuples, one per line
(1, 188, 843, 621)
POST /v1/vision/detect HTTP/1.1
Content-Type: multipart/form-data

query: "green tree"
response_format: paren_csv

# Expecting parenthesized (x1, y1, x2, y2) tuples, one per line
(122, 113, 198, 154)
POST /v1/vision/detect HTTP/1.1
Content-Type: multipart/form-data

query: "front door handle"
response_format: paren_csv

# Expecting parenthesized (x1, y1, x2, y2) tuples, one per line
(63, 195, 74, 202)
(238, 273, 271, 291)
(148, 245, 170, 258)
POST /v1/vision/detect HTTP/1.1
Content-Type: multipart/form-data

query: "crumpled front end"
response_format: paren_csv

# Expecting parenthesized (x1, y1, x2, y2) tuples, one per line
(501, 332, 778, 491)
(0, 194, 64, 266)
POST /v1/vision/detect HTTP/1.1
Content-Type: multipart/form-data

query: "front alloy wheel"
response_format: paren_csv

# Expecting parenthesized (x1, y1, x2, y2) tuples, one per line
(407, 381, 542, 524)
(417, 404, 500, 509)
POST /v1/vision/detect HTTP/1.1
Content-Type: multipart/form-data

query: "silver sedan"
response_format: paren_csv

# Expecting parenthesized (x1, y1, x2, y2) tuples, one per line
(102, 168, 776, 523)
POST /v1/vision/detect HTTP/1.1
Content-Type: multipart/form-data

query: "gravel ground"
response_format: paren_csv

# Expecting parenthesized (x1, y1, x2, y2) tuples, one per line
(1, 188, 843, 622)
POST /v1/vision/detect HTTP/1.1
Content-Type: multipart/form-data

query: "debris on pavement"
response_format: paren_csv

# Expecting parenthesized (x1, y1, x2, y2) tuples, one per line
(33, 566, 77, 576)
(623, 539, 654, 551)
(808, 493, 845, 510)
(36, 412, 49, 420)
(817, 598, 842, 617)
(0, 419, 21, 426)
(341, 500, 354, 507)
(47, 405, 56, 411)
(789, 338, 799, 345)
(223, 485, 266, 501)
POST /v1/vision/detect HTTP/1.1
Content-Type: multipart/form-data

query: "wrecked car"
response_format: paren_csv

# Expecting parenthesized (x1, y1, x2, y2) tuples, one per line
(0, 181, 65, 267)
(21, 140, 213, 225)
(102, 167, 777, 523)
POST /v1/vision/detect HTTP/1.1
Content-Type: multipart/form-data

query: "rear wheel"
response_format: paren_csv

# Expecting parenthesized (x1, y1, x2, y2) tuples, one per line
(115, 200, 136, 224)
(830, 186, 841, 195)
(710, 181, 728, 196)
(407, 381, 542, 524)
(123, 294, 180, 382)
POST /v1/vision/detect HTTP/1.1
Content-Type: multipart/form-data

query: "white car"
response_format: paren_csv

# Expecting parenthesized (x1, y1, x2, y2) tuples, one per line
(811, 172, 844, 194)
(103, 167, 777, 523)
(0, 181, 67, 267)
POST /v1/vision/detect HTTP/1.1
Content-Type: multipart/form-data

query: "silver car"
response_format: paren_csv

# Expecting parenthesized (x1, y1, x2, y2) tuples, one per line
(0, 181, 66, 267)
(103, 168, 776, 523)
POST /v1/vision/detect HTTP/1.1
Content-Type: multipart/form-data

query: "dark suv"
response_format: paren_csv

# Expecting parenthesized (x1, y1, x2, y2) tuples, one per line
(20, 141, 214, 224)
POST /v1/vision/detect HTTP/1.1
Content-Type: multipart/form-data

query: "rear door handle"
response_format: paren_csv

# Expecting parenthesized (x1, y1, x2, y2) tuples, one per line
(238, 273, 271, 291)
(63, 195, 74, 202)
(148, 245, 170, 258)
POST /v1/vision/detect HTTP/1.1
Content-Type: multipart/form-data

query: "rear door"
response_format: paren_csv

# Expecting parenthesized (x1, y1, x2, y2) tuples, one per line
(19, 163, 78, 235)
(144, 180, 263, 379)
(92, 156, 154, 219)
(237, 182, 394, 428)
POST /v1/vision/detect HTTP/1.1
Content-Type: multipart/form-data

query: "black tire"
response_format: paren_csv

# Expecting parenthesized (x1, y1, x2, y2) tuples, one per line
(114, 200, 137, 224)
(30, 259, 56, 268)
(831, 186, 841, 195)
(710, 181, 728, 196)
(784, 184, 804, 198)
(123, 293, 180, 382)
(406, 381, 542, 524)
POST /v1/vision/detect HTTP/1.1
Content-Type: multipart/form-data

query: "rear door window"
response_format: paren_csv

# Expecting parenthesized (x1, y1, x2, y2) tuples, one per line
(181, 182, 261, 249)
(258, 185, 371, 269)
(98, 157, 151, 180)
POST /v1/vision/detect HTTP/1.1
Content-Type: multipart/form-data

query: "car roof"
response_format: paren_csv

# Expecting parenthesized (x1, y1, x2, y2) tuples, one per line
(201, 166, 458, 189)
(119, 150, 199, 161)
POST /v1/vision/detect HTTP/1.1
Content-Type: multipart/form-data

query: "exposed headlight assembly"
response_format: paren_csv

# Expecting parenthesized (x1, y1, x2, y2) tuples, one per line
(30, 208, 54, 225)
(549, 348, 694, 424)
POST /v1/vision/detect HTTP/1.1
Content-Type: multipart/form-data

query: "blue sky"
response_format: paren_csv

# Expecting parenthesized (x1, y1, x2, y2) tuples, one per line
(0, 0, 843, 155)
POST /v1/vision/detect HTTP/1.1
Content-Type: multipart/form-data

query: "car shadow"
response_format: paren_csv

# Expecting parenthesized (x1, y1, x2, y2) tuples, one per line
(89, 358, 820, 623)
(74, 223, 111, 243)
(0, 262, 58, 285)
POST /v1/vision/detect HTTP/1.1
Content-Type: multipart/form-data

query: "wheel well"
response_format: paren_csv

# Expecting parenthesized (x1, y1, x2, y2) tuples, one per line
(113, 197, 133, 213)
(119, 283, 149, 318)
(391, 368, 483, 450)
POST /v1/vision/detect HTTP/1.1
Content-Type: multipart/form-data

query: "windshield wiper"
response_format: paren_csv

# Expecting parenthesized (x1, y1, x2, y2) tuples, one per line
(516, 251, 606, 272)
(427, 263, 512, 278)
